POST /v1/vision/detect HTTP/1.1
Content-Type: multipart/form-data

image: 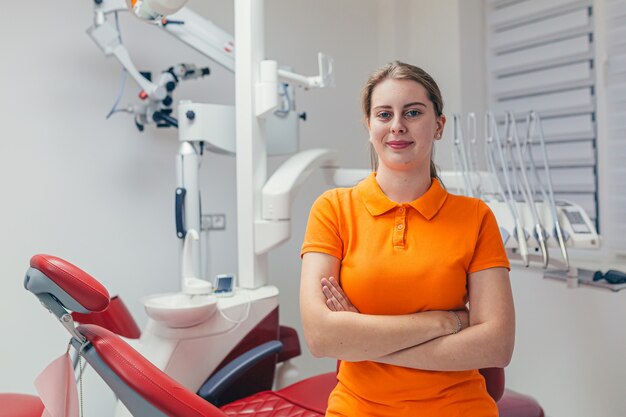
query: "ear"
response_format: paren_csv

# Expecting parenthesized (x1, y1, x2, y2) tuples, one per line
(435, 114, 446, 139)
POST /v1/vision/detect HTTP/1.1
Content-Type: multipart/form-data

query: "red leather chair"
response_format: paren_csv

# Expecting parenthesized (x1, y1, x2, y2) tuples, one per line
(480, 368, 545, 417)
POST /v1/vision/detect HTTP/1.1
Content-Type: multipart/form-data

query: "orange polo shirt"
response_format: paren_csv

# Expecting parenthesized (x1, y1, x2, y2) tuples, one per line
(301, 173, 510, 417)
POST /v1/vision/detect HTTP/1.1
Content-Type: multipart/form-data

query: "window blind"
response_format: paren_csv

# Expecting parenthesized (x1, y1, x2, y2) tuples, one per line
(486, 0, 598, 225)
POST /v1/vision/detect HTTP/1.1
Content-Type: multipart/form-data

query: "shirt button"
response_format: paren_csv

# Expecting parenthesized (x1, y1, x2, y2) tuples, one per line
(398, 207, 405, 213)
(397, 224, 404, 230)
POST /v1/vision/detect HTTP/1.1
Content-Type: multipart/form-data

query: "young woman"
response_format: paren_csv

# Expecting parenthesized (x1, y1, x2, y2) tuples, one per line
(299, 61, 515, 417)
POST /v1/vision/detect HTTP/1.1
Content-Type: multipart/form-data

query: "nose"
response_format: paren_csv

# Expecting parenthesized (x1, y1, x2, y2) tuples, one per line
(390, 116, 406, 134)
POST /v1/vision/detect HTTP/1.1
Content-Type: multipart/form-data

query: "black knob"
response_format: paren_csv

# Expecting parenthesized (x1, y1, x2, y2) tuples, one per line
(94, 0, 103, 4)
(166, 81, 176, 92)
(186, 110, 196, 120)
(299, 112, 307, 122)
(162, 96, 173, 106)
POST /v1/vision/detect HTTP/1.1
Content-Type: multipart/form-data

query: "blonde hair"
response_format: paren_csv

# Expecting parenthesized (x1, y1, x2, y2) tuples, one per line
(362, 61, 444, 180)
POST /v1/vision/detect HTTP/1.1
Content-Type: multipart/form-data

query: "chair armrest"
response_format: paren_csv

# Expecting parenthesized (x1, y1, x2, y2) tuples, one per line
(197, 340, 283, 406)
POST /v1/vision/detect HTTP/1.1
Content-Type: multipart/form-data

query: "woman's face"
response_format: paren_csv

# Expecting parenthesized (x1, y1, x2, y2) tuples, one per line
(367, 78, 445, 173)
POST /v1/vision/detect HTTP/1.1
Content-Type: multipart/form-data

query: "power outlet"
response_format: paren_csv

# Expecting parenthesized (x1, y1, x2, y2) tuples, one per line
(201, 214, 226, 231)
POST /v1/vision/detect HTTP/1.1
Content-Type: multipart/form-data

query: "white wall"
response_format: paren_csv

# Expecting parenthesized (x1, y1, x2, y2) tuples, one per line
(508, 266, 626, 417)
(375, 0, 487, 169)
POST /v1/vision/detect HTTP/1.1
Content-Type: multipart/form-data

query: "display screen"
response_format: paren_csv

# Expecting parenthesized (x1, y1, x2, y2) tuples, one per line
(215, 275, 233, 293)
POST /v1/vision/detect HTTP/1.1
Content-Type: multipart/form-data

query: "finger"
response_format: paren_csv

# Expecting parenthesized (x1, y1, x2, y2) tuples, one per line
(327, 277, 359, 313)
(325, 277, 359, 313)
(326, 277, 347, 300)
(328, 276, 345, 295)
(329, 279, 354, 310)
(327, 277, 354, 311)
(327, 287, 350, 311)
(325, 277, 349, 304)
(326, 280, 345, 300)
(321, 285, 333, 300)
(323, 285, 344, 311)
(330, 296, 343, 311)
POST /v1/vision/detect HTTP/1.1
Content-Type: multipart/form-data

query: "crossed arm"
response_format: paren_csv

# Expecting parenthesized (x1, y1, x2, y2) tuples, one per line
(299, 252, 515, 371)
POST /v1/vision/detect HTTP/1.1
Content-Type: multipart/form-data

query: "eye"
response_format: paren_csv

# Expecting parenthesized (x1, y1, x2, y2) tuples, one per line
(405, 109, 421, 118)
(376, 111, 392, 120)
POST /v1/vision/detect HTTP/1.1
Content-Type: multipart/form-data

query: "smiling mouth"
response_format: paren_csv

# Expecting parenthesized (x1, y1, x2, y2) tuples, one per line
(386, 140, 413, 149)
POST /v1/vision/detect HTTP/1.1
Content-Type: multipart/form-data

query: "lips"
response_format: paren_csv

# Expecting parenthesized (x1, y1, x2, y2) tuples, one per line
(386, 140, 413, 149)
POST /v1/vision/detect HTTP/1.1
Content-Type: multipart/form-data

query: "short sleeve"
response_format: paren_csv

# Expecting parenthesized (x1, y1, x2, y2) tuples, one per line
(301, 190, 343, 260)
(468, 201, 510, 274)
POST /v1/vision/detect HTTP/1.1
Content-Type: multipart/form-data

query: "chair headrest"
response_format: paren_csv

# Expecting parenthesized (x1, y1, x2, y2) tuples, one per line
(25, 254, 110, 313)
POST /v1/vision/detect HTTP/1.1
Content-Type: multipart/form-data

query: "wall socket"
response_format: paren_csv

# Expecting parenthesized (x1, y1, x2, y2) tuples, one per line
(201, 214, 226, 231)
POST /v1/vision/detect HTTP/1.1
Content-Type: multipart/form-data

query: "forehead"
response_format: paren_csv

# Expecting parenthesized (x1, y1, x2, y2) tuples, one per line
(371, 78, 430, 107)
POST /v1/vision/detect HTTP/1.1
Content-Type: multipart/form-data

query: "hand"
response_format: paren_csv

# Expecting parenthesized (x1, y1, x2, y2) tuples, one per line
(321, 276, 360, 313)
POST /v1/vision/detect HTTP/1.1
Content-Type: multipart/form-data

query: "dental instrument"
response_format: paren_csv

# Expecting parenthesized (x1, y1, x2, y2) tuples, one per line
(506, 112, 549, 269)
(487, 111, 530, 266)
(524, 111, 570, 270)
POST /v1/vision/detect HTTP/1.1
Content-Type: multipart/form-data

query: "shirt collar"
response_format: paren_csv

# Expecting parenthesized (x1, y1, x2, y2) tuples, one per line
(356, 172, 448, 220)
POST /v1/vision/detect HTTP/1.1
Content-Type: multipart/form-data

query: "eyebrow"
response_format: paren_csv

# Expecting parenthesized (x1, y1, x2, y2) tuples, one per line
(372, 102, 428, 110)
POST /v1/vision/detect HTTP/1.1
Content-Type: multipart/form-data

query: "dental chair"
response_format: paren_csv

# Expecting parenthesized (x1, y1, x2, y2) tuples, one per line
(0, 254, 322, 417)
(0, 254, 543, 417)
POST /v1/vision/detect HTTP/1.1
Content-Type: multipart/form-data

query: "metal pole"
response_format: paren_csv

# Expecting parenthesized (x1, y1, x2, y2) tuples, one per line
(235, 0, 268, 288)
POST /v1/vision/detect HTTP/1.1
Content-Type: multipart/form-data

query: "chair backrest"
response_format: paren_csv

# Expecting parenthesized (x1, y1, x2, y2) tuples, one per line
(76, 324, 224, 417)
(479, 367, 505, 402)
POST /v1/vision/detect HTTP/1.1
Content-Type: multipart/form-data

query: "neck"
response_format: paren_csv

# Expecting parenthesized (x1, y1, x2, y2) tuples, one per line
(375, 164, 432, 203)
